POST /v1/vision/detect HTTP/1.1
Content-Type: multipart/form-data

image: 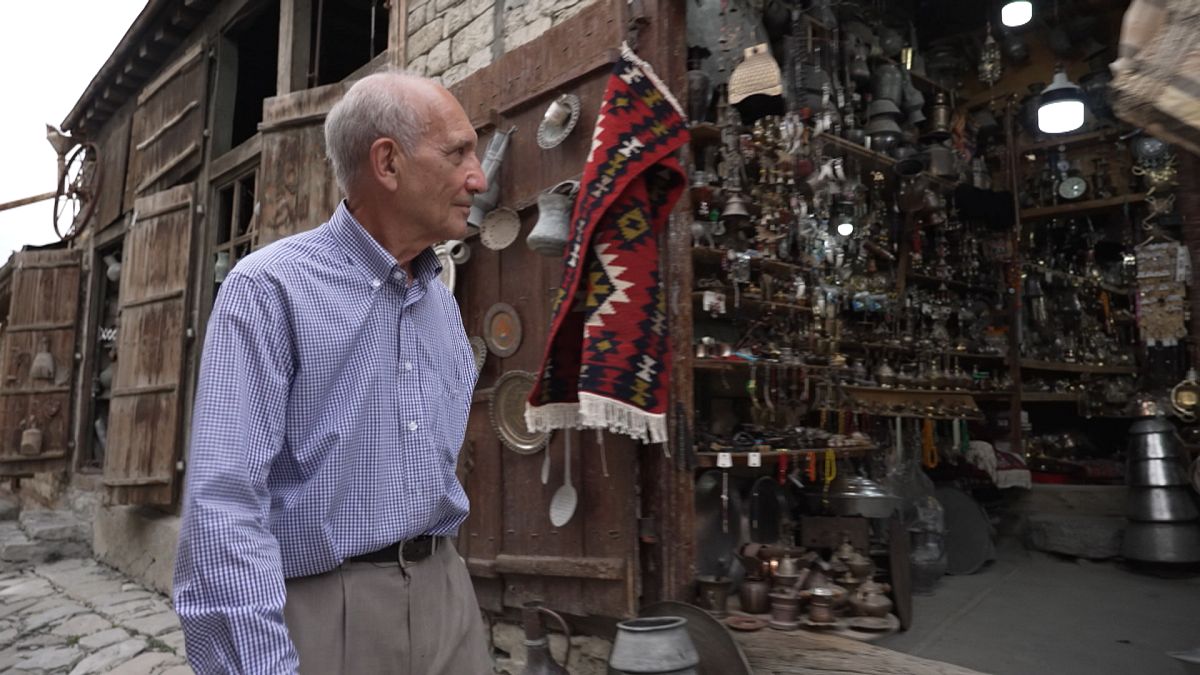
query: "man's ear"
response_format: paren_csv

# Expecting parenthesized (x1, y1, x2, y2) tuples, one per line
(367, 138, 402, 191)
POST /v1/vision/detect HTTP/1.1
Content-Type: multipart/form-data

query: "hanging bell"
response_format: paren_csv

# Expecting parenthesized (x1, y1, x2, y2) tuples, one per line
(30, 337, 55, 381)
(722, 190, 751, 223)
(527, 180, 580, 257)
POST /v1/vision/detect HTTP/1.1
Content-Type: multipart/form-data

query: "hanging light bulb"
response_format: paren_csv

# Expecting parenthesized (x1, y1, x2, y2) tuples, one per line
(837, 221, 855, 237)
(1038, 67, 1086, 134)
(1001, 0, 1033, 27)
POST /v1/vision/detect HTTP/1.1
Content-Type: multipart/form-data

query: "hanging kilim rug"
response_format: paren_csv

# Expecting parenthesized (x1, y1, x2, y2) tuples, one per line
(525, 42, 689, 444)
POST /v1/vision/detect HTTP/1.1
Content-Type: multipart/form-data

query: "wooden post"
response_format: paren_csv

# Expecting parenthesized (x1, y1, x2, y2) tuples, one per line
(1178, 151, 1200, 367)
(1003, 103, 1024, 456)
(278, 0, 313, 94)
(388, 0, 407, 69)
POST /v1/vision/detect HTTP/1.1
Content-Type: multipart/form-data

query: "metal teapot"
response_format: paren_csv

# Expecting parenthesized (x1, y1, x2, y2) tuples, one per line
(526, 180, 580, 257)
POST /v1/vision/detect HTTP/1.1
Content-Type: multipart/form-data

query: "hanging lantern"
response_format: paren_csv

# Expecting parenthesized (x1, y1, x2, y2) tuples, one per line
(1001, 0, 1033, 28)
(978, 24, 1003, 86)
(1038, 67, 1086, 134)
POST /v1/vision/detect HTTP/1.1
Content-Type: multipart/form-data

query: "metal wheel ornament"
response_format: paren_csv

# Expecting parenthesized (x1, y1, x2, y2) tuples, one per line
(53, 142, 103, 241)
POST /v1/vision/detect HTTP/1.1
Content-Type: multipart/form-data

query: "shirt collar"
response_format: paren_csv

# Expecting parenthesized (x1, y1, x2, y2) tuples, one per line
(326, 201, 443, 285)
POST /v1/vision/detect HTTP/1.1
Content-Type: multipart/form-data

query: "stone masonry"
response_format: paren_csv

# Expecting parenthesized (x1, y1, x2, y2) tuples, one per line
(405, 0, 599, 86)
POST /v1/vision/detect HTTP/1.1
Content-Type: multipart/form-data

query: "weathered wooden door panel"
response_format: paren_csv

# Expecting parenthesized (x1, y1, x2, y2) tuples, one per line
(256, 86, 348, 249)
(104, 184, 195, 505)
(0, 250, 82, 475)
(459, 207, 639, 619)
(128, 43, 207, 206)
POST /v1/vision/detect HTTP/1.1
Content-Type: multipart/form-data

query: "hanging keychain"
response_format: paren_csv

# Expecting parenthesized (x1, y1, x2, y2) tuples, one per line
(821, 449, 837, 506)
(777, 452, 790, 486)
(951, 418, 961, 458)
(807, 451, 818, 483)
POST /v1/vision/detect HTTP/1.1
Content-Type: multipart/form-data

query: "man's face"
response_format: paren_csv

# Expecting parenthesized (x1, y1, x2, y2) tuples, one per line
(393, 88, 485, 245)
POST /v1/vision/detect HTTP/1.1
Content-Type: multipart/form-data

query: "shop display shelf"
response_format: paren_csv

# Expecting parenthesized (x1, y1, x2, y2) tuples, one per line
(1019, 193, 1147, 220)
(691, 290, 809, 314)
(694, 443, 877, 467)
(1020, 392, 1084, 403)
(1019, 129, 1121, 153)
(691, 246, 810, 278)
(692, 358, 850, 376)
(817, 133, 957, 191)
(1018, 359, 1137, 375)
(833, 339, 1005, 361)
(1024, 263, 1133, 295)
(906, 272, 1000, 296)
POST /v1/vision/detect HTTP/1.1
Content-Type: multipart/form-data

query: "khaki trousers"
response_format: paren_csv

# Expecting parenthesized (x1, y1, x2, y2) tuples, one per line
(284, 539, 492, 674)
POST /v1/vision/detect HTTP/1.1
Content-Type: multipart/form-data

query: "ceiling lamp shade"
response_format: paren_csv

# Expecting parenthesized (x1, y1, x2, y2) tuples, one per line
(1001, 0, 1033, 28)
(1038, 68, 1086, 134)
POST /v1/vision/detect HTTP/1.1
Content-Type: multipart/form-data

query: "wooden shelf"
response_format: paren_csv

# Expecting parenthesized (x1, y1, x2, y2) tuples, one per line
(974, 390, 1017, 401)
(694, 444, 876, 468)
(1024, 264, 1133, 295)
(834, 339, 1005, 361)
(692, 290, 809, 314)
(1019, 129, 1120, 153)
(817, 133, 957, 190)
(692, 246, 810, 278)
(688, 122, 721, 145)
(1020, 392, 1084, 403)
(1019, 193, 1147, 220)
(1018, 359, 1137, 375)
(907, 272, 999, 296)
(693, 359, 849, 375)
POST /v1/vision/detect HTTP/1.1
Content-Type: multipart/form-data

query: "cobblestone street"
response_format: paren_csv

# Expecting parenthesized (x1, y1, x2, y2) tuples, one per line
(0, 557, 189, 674)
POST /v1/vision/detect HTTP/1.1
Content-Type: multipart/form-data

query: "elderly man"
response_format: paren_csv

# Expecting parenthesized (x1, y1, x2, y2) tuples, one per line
(173, 71, 492, 674)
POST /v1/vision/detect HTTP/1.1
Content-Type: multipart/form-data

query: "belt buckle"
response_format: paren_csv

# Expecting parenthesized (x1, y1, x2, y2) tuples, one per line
(398, 536, 437, 568)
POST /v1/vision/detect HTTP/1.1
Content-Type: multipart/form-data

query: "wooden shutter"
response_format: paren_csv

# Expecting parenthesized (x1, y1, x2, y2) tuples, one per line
(0, 250, 82, 476)
(127, 42, 208, 207)
(104, 184, 195, 505)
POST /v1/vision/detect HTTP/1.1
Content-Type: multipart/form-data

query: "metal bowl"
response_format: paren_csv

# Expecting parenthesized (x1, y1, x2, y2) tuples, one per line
(1129, 458, 1189, 487)
(1127, 418, 1182, 460)
(1126, 487, 1200, 522)
(826, 475, 901, 519)
(1121, 522, 1200, 563)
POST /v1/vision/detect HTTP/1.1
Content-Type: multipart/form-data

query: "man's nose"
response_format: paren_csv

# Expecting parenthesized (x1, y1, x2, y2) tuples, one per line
(466, 156, 488, 195)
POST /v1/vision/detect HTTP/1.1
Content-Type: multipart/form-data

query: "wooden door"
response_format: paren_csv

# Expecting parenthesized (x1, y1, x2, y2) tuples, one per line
(103, 184, 196, 505)
(127, 42, 208, 208)
(0, 250, 82, 476)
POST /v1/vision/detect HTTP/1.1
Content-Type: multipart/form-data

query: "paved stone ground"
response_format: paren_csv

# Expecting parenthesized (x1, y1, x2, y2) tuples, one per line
(0, 557, 190, 674)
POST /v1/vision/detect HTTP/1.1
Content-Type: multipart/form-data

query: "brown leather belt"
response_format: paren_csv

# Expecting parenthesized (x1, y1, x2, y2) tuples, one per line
(346, 535, 441, 565)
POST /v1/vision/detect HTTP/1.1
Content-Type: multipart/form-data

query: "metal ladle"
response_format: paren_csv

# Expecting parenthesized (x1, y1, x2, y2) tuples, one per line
(550, 430, 578, 527)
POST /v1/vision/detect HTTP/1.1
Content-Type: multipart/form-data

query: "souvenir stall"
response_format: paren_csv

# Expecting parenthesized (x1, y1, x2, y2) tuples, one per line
(444, 0, 1199, 670)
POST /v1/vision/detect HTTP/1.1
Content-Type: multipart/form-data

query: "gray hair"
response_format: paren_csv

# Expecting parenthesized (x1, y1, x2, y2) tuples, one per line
(324, 70, 432, 195)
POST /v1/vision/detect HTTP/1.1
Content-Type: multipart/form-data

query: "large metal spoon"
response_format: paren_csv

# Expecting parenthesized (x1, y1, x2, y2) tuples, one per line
(549, 430, 578, 527)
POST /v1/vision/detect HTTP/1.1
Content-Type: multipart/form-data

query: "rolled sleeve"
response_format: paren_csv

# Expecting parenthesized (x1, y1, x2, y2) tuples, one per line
(173, 272, 298, 674)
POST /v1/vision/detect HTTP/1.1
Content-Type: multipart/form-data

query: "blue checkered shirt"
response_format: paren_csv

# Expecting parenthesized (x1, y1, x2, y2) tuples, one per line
(173, 202, 476, 674)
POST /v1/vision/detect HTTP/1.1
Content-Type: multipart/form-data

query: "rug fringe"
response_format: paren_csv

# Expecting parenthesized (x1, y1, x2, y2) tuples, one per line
(525, 396, 668, 444)
(579, 393, 667, 444)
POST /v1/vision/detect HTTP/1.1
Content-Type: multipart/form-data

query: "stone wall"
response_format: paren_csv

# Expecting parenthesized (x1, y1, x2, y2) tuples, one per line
(405, 0, 600, 85)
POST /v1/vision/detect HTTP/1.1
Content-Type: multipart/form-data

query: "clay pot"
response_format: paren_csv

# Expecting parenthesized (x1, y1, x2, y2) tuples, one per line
(850, 580, 893, 618)
(695, 575, 732, 617)
(609, 617, 700, 674)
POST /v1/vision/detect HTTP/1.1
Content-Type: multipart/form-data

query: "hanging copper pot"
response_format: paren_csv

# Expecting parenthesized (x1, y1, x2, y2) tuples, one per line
(927, 92, 952, 141)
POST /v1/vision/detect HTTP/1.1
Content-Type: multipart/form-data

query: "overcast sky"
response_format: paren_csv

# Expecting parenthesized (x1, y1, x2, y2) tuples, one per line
(0, 1, 148, 265)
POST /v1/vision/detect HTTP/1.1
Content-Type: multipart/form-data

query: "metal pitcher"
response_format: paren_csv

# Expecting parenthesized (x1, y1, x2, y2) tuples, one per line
(520, 601, 572, 675)
(526, 180, 579, 257)
(469, 127, 516, 228)
(871, 63, 903, 104)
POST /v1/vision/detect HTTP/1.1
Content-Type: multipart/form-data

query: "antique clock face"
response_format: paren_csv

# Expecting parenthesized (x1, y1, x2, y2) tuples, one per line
(1057, 176, 1087, 200)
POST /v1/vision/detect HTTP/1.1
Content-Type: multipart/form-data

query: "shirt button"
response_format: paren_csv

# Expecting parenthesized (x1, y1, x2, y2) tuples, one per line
(408, 421, 419, 431)
(393, 271, 404, 280)
(371, 278, 382, 289)
(404, 362, 413, 371)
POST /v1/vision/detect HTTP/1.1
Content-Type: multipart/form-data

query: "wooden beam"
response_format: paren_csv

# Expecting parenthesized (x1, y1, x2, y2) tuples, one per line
(277, 0, 313, 94)
(492, 554, 627, 580)
(122, 60, 152, 80)
(388, 0, 406, 69)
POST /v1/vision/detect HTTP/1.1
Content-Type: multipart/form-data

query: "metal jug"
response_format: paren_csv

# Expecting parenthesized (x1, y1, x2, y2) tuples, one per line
(527, 180, 579, 257)
(30, 337, 55, 381)
(520, 601, 572, 675)
(20, 427, 42, 456)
